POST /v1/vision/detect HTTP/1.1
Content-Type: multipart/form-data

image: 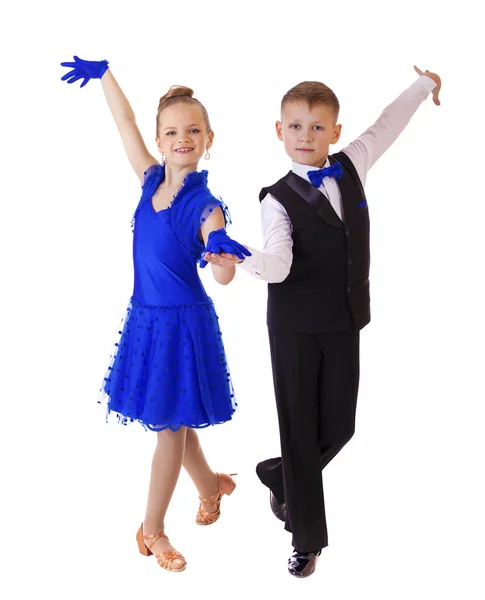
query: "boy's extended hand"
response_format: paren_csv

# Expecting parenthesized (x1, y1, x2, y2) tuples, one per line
(414, 65, 441, 105)
(203, 252, 245, 268)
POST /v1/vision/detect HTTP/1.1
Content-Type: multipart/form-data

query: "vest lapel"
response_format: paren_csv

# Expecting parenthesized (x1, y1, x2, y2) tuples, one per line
(329, 154, 367, 228)
(282, 171, 344, 229)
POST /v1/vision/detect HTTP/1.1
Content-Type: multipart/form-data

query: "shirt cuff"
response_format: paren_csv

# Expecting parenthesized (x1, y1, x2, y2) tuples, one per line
(237, 245, 261, 274)
(416, 74, 437, 93)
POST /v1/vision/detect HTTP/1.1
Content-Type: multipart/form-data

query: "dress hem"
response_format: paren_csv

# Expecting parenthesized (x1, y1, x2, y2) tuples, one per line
(98, 397, 236, 433)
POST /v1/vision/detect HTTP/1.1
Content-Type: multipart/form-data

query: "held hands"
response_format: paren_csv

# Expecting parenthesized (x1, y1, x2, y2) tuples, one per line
(414, 65, 441, 105)
(60, 56, 109, 87)
(200, 228, 251, 269)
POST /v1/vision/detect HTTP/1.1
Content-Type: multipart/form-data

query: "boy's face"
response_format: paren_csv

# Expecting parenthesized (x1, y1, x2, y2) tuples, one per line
(276, 101, 342, 168)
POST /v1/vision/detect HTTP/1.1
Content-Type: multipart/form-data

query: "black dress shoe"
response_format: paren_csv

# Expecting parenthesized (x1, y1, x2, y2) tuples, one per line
(287, 549, 322, 578)
(270, 490, 286, 522)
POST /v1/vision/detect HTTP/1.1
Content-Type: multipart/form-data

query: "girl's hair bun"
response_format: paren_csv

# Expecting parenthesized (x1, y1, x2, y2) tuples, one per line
(158, 85, 194, 110)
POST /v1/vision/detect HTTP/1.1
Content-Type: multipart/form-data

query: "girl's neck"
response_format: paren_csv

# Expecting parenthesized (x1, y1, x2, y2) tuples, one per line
(163, 162, 199, 187)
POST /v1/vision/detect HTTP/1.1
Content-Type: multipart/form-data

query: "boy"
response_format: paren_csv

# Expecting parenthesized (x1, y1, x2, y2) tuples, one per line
(204, 65, 441, 577)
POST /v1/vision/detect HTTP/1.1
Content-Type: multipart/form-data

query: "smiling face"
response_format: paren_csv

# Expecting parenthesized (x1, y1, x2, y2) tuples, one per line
(276, 101, 342, 168)
(156, 103, 213, 168)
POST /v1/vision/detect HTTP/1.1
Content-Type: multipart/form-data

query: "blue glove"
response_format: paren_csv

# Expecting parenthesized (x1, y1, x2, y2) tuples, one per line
(60, 56, 109, 88)
(200, 228, 251, 268)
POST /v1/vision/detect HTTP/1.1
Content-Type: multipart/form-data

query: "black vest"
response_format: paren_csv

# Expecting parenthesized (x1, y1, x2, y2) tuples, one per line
(260, 152, 370, 333)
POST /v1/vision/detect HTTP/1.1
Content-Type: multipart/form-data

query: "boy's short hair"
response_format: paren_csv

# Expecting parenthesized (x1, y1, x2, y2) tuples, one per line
(281, 81, 340, 119)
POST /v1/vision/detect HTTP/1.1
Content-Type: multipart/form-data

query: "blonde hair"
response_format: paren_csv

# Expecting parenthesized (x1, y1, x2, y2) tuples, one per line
(156, 85, 211, 134)
(281, 81, 340, 120)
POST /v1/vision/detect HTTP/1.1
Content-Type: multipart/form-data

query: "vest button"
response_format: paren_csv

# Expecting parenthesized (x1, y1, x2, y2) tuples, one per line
(345, 228, 350, 236)
(348, 258, 353, 265)
(347, 286, 352, 292)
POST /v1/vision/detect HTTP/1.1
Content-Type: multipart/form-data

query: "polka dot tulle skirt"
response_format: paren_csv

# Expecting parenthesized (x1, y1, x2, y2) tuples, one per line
(99, 297, 236, 431)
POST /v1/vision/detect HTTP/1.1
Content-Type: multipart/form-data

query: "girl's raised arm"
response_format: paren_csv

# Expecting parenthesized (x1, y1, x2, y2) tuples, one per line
(61, 56, 158, 182)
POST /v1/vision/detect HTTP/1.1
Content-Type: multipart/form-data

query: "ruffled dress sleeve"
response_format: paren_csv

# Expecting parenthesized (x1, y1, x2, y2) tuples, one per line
(169, 171, 232, 261)
(130, 164, 164, 231)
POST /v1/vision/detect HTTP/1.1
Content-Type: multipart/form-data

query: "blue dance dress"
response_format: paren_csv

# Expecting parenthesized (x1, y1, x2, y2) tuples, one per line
(98, 164, 236, 431)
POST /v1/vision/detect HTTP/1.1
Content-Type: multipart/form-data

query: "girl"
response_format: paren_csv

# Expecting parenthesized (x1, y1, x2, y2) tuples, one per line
(60, 56, 250, 572)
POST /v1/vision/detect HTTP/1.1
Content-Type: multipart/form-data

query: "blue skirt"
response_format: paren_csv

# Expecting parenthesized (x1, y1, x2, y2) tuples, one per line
(98, 297, 236, 431)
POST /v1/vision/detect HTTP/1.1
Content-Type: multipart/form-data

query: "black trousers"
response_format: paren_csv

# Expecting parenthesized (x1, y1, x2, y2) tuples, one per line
(256, 328, 360, 553)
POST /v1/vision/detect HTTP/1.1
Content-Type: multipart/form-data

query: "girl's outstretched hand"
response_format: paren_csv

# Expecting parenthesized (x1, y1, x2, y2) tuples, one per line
(60, 56, 109, 88)
(414, 65, 441, 106)
(200, 229, 251, 268)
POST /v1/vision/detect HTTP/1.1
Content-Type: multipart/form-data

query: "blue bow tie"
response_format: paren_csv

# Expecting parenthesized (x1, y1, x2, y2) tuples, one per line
(307, 161, 343, 188)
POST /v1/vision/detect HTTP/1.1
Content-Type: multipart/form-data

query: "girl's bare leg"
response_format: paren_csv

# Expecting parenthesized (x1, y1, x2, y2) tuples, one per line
(142, 427, 187, 565)
(183, 427, 219, 512)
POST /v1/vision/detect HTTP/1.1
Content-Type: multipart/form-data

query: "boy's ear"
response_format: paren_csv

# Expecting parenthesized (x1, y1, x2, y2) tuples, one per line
(331, 124, 342, 145)
(275, 120, 284, 141)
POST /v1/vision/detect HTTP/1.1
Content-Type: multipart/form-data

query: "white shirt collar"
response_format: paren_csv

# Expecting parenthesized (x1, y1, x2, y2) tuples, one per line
(291, 157, 331, 184)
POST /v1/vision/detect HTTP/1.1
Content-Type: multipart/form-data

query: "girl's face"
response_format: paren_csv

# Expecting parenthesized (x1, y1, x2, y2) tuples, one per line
(156, 104, 213, 169)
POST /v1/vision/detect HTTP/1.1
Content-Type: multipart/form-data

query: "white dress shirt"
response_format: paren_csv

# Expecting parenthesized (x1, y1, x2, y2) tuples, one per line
(239, 75, 437, 283)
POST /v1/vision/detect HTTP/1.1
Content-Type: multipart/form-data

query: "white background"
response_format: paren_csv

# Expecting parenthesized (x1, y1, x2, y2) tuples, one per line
(1, 0, 484, 598)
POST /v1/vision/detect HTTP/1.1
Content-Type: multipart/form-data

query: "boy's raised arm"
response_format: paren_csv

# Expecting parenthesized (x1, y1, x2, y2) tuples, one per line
(341, 66, 441, 186)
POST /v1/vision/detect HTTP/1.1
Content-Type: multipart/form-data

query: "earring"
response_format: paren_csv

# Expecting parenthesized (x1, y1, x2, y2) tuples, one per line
(204, 149, 210, 160)
(160, 153, 165, 165)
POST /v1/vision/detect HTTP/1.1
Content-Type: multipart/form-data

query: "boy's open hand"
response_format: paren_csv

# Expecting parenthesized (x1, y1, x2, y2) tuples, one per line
(203, 252, 245, 268)
(414, 65, 441, 106)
